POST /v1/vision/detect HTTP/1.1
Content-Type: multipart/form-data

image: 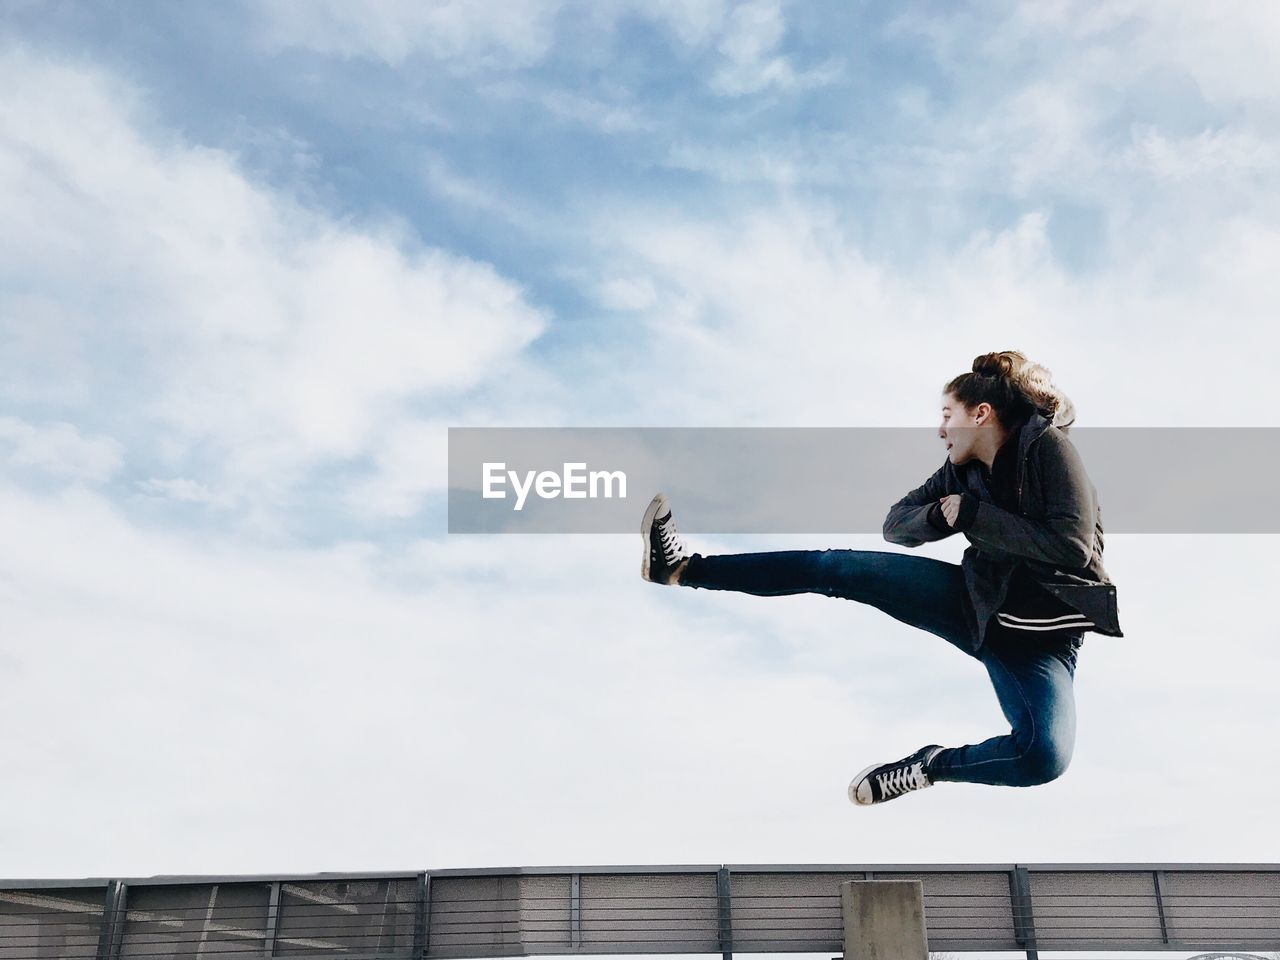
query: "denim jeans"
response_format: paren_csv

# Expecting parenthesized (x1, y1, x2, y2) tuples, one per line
(679, 548, 1084, 787)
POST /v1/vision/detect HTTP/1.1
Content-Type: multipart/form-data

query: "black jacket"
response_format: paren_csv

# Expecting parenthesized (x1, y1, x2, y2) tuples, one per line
(883, 410, 1123, 652)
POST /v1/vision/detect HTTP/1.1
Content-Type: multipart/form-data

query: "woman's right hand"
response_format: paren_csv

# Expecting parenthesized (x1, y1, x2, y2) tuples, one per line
(939, 494, 963, 527)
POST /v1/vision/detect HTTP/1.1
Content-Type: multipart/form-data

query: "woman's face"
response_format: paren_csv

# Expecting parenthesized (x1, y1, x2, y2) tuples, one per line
(939, 392, 992, 465)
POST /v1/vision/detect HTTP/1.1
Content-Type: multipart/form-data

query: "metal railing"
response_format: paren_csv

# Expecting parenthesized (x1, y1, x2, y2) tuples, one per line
(2, 863, 1278, 960)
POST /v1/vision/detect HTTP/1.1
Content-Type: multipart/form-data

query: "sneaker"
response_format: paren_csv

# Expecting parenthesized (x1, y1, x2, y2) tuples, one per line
(641, 492, 691, 584)
(848, 745, 943, 806)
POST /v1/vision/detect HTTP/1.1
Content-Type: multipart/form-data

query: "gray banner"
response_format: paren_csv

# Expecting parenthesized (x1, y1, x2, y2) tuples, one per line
(447, 427, 1277, 533)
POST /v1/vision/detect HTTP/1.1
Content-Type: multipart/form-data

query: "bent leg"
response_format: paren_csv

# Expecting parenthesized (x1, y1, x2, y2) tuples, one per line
(928, 631, 1080, 786)
(680, 549, 979, 658)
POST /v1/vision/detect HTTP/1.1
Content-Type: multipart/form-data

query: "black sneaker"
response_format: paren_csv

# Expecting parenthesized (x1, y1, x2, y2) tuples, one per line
(848, 745, 943, 806)
(641, 493, 690, 584)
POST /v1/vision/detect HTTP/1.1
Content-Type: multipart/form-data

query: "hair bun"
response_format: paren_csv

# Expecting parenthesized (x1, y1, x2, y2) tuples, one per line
(972, 352, 1015, 378)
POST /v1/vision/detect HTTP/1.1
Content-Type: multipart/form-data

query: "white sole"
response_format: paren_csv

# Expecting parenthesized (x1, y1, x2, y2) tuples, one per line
(640, 493, 668, 582)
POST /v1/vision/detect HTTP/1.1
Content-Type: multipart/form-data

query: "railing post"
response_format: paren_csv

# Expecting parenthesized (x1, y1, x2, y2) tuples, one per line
(95, 880, 126, 960)
(412, 872, 430, 960)
(264, 882, 281, 957)
(840, 880, 927, 960)
(1152, 870, 1170, 945)
(570, 873, 581, 950)
(1009, 866, 1039, 960)
(716, 867, 733, 960)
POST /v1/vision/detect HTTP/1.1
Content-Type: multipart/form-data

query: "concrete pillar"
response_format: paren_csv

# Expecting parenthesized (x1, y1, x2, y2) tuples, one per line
(840, 880, 928, 960)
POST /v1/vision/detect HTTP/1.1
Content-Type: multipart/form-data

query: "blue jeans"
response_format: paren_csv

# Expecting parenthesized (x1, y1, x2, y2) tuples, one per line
(679, 549, 1083, 787)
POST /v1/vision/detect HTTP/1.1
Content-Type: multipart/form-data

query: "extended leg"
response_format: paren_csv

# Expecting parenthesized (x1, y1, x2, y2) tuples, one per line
(681, 548, 979, 658)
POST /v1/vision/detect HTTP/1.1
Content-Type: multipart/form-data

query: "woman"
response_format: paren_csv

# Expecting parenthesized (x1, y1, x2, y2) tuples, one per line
(640, 351, 1123, 806)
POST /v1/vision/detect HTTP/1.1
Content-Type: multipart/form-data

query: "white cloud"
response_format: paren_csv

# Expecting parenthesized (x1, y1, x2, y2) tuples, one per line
(0, 483, 1276, 875)
(597, 276, 658, 312)
(343, 420, 447, 519)
(134, 477, 235, 508)
(257, 0, 828, 99)
(256, 0, 562, 67)
(1014, 0, 1280, 103)
(517, 0, 1280, 432)
(875, 3, 1280, 216)
(6, 0, 1280, 883)
(0, 481, 1272, 874)
(0, 416, 123, 483)
(710, 0, 839, 96)
(532, 87, 651, 132)
(566, 184, 1280, 432)
(639, 0, 730, 47)
(0, 48, 547, 516)
(714, 0, 791, 93)
(1121, 125, 1280, 181)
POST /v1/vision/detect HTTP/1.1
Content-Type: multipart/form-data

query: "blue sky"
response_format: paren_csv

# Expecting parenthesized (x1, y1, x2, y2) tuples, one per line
(2, 0, 1280, 903)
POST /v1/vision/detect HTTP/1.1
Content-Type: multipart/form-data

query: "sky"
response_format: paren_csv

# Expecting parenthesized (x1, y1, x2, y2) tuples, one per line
(2, 0, 1280, 915)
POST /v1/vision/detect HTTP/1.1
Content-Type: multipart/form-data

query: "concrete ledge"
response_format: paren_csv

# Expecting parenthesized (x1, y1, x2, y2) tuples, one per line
(841, 879, 928, 960)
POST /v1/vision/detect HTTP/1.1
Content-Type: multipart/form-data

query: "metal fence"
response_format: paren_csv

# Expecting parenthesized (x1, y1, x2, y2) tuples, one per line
(2, 864, 1278, 960)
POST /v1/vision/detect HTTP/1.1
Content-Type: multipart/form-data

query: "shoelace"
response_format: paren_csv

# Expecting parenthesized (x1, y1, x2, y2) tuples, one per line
(657, 515, 689, 563)
(875, 761, 928, 798)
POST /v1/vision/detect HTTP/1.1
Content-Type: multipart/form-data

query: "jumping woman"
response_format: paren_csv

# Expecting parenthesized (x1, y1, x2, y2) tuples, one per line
(641, 351, 1123, 806)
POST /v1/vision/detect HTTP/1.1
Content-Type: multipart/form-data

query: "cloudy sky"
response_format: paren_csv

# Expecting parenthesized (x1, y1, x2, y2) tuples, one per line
(2, 0, 1279, 902)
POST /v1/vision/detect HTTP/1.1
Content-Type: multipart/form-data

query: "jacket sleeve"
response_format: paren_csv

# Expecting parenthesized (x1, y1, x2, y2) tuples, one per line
(962, 433, 1097, 568)
(883, 461, 960, 547)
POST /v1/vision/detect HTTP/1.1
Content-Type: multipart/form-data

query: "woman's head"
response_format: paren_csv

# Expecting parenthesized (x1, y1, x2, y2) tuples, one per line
(939, 351, 1075, 466)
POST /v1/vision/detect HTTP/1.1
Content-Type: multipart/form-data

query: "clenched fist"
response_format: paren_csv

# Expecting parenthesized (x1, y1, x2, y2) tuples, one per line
(938, 494, 964, 527)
